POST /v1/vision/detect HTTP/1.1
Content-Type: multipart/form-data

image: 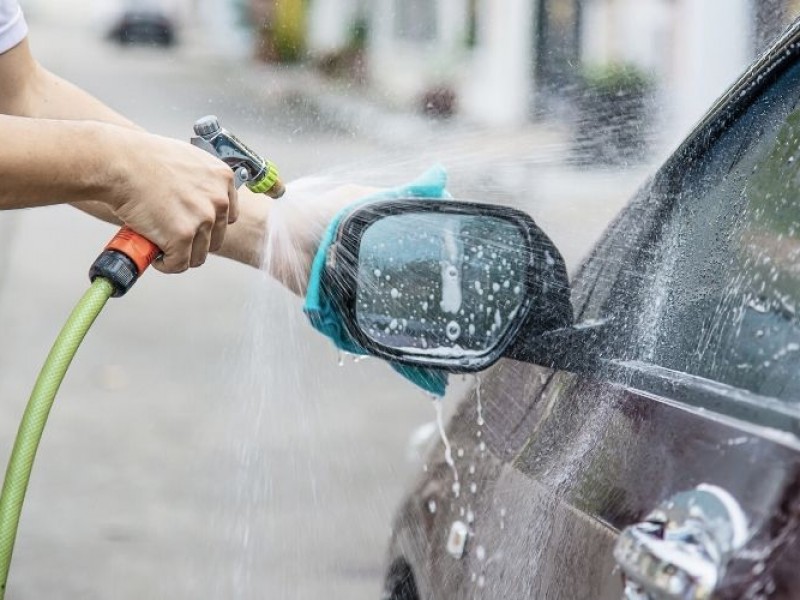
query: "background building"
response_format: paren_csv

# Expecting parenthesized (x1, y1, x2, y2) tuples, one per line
(297, 0, 800, 138)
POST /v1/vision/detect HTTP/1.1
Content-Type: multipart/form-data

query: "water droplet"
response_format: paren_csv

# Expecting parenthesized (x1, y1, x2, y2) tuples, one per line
(475, 375, 484, 426)
(446, 321, 462, 341)
(476, 545, 486, 561)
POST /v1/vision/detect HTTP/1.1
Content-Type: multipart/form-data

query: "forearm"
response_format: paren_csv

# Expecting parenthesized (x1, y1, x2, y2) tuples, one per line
(0, 115, 124, 209)
(216, 189, 268, 269)
(0, 39, 136, 217)
(3, 40, 136, 129)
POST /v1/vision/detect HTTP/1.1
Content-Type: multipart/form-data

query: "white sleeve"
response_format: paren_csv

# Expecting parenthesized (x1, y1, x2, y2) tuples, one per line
(0, 0, 27, 55)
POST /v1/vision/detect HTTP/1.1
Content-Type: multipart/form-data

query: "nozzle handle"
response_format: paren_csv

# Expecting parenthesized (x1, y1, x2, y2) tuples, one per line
(89, 227, 160, 297)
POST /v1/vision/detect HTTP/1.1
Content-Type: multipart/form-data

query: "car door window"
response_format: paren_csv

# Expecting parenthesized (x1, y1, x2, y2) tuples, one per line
(623, 59, 800, 403)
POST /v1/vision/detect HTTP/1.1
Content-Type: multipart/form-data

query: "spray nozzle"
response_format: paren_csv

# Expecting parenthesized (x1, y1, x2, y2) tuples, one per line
(191, 115, 285, 198)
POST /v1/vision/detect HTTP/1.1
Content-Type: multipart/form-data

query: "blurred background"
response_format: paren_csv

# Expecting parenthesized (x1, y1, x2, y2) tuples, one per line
(1, 0, 799, 598)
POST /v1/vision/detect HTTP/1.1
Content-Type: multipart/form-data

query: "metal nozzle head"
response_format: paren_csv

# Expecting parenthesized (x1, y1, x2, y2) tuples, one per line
(267, 179, 286, 199)
(247, 160, 285, 198)
(193, 115, 221, 138)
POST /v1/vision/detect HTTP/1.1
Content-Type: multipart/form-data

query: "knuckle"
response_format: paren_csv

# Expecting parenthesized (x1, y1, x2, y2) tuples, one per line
(218, 165, 234, 181)
(177, 225, 196, 241)
(212, 194, 230, 212)
(202, 208, 217, 226)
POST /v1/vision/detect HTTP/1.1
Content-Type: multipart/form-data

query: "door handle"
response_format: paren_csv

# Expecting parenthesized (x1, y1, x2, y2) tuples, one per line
(613, 484, 749, 600)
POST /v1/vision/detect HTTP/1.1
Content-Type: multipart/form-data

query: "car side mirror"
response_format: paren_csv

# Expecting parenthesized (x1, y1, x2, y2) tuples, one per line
(325, 199, 573, 372)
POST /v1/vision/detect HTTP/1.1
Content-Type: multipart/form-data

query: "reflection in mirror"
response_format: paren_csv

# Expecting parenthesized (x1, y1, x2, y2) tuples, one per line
(356, 212, 528, 361)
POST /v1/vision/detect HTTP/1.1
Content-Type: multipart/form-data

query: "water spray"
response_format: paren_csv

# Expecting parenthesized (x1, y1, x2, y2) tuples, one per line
(0, 116, 283, 598)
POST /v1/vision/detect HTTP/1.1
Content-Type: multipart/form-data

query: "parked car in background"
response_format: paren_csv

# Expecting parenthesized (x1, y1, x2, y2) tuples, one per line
(107, 9, 175, 48)
(380, 16, 800, 600)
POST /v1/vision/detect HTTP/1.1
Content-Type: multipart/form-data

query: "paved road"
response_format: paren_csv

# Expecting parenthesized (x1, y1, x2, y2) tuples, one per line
(0, 17, 648, 600)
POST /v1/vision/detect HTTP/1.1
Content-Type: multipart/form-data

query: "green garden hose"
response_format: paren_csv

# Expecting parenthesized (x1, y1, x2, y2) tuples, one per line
(0, 277, 115, 599)
(0, 116, 282, 599)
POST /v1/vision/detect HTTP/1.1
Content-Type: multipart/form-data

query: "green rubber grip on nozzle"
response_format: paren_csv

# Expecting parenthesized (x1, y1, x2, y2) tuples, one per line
(247, 161, 280, 194)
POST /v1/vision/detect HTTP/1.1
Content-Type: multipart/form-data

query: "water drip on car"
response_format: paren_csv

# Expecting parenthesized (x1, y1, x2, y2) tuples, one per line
(432, 395, 460, 497)
(475, 374, 485, 426)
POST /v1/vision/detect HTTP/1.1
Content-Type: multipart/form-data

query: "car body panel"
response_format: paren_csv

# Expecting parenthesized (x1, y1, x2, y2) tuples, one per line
(384, 16, 800, 600)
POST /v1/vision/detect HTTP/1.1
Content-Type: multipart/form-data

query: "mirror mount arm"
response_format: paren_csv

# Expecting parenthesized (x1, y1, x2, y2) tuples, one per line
(504, 320, 611, 372)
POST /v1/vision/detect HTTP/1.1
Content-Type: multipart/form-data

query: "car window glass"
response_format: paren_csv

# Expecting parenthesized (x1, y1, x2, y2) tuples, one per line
(630, 60, 800, 403)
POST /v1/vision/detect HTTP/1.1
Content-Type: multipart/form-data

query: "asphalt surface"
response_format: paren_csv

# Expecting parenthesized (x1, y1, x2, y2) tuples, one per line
(0, 18, 646, 600)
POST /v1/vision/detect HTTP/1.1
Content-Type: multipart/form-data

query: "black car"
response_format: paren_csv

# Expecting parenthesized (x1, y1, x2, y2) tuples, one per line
(321, 17, 800, 600)
(108, 10, 175, 48)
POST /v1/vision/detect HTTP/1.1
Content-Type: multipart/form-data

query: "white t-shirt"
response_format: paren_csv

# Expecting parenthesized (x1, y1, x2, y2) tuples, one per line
(0, 0, 26, 55)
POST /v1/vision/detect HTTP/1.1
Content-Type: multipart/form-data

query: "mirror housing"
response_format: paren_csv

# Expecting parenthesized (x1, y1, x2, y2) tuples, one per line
(324, 199, 573, 372)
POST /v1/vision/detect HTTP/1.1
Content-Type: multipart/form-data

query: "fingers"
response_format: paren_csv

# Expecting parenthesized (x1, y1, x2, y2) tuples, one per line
(154, 227, 194, 274)
(209, 205, 228, 254)
(190, 220, 214, 268)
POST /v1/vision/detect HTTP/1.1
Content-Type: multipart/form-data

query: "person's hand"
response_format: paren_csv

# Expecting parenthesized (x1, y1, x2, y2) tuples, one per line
(100, 126, 238, 273)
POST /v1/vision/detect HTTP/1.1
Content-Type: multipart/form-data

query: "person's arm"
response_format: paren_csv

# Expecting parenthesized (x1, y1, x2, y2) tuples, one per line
(0, 39, 237, 273)
(0, 39, 136, 126)
(0, 38, 373, 290)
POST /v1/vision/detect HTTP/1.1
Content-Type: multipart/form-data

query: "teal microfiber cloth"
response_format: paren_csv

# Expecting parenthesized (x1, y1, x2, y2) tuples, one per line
(304, 166, 450, 396)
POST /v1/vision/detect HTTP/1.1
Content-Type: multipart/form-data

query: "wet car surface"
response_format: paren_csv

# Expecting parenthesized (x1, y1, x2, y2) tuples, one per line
(382, 18, 800, 600)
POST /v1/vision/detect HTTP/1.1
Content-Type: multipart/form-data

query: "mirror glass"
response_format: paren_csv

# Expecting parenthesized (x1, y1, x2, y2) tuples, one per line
(355, 212, 529, 362)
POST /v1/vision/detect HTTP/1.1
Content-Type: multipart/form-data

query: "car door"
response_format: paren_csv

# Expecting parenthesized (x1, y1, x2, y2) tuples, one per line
(467, 20, 800, 600)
